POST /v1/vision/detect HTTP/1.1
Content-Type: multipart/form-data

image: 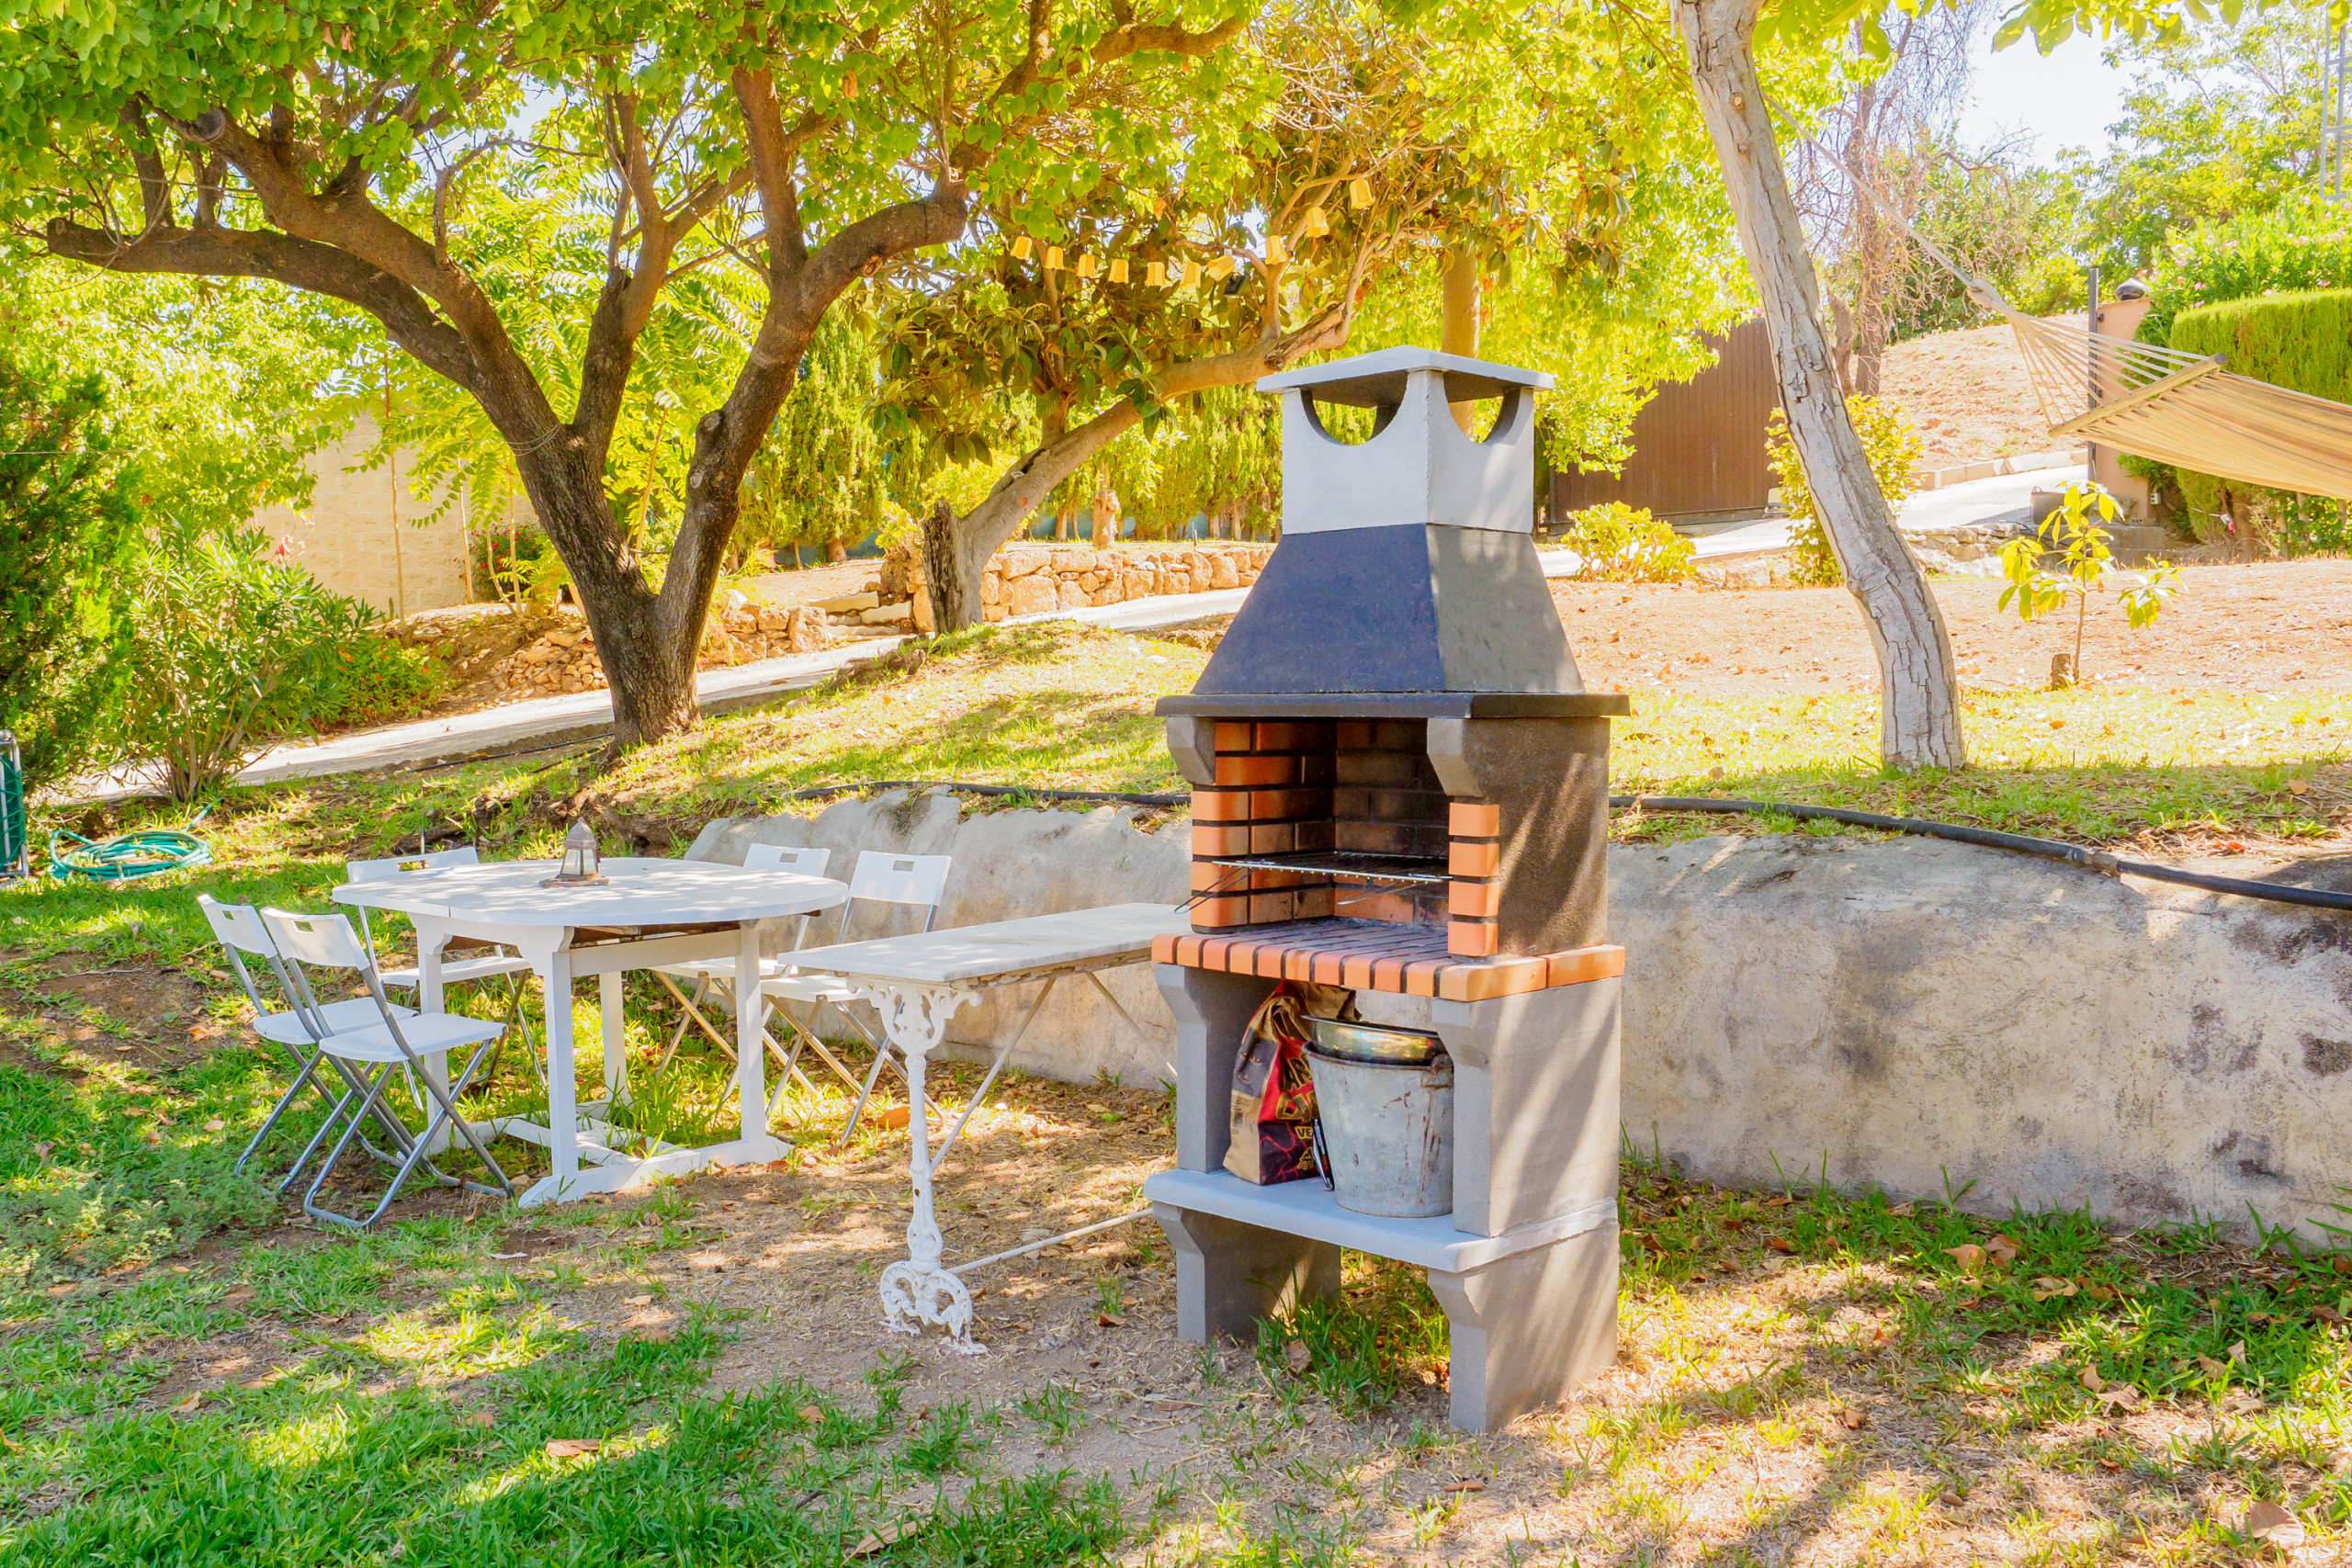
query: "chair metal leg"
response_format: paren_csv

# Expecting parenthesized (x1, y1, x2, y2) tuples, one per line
(304, 1039, 513, 1230)
(237, 1046, 330, 1175)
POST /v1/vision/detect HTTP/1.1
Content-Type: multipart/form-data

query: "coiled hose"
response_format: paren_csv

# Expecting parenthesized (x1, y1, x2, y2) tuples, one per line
(48, 829, 213, 883)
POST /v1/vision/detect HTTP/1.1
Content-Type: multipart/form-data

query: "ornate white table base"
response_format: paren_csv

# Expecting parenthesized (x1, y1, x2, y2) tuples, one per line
(854, 981, 986, 1354)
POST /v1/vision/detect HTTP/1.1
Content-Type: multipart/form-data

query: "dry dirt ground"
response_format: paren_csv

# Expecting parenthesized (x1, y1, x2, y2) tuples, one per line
(1555, 559, 2352, 695)
(1874, 320, 2071, 468)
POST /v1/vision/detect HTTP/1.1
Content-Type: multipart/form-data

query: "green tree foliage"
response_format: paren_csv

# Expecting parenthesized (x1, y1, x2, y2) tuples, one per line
(2058, 9, 2325, 273)
(0, 356, 139, 787)
(738, 308, 895, 564)
(0, 0, 1255, 748)
(2136, 197, 2352, 345)
(1559, 502, 1699, 582)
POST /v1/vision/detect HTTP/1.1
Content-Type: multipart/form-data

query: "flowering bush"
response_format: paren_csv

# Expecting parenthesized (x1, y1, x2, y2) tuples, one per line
(2139, 197, 2352, 346)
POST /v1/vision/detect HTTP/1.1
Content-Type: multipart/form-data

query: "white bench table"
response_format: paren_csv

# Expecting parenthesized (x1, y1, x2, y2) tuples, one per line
(334, 856, 847, 1207)
(785, 902, 1190, 1351)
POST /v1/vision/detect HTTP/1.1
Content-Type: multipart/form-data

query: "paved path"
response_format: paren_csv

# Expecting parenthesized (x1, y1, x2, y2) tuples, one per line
(86, 471, 2084, 797)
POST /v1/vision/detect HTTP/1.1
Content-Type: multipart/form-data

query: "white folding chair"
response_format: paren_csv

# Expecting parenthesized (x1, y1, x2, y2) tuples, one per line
(199, 895, 417, 1188)
(647, 842, 833, 1092)
(346, 846, 541, 1087)
(260, 908, 514, 1230)
(759, 851, 954, 1142)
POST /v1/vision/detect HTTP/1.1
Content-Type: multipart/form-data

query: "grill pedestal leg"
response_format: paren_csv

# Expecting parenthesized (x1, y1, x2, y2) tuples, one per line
(1153, 1203, 1340, 1343)
(1428, 1221, 1619, 1433)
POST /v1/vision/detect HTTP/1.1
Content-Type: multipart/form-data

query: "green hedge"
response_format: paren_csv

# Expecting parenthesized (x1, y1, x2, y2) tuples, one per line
(2151, 288, 2352, 548)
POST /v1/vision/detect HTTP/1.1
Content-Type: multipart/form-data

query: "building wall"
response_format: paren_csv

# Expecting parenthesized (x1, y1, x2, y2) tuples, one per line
(250, 413, 477, 616)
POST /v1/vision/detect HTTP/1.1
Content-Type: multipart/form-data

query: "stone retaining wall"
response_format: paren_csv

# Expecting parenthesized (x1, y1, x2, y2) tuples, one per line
(689, 795, 2352, 1238)
(492, 604, 838, 698)
(976, 544, 1271, 623)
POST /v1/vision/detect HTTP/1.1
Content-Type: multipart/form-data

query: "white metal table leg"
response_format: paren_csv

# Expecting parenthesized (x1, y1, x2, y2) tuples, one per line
(854, 980, 982, 1352)
(416, 922, 454, 1151)
(544, 951, 579, 1197)
(601, 970, 628, 1108)
(736, 922, 767, 1140)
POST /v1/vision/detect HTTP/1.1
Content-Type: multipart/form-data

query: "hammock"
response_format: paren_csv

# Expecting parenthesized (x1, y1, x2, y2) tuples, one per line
(1866, 186, 2352, 502)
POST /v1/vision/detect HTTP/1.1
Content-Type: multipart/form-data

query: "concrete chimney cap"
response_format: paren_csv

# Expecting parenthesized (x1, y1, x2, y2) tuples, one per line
(1256, 347, 1555, 409)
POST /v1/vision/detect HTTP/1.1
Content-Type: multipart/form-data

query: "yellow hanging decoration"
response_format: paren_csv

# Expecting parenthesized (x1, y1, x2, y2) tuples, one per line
(1076, 253, 1097, 280)
(1302, 206, 1329, 238)
(1181, 259, 1202, 288)
(1044, 245, 1064, 271)
(844, 73, 859, 99)
(1012, 235, 1034, 260)
(1349, 176, 1372, 209)
(1265, 235, 1288, 265)
(1108, 257, 1129, 284)
(1205, 254, 1235, 281)
(1147, 260, 1167, 288)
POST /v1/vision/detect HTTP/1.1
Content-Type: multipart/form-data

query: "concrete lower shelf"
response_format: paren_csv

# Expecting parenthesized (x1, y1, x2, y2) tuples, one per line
(1142, 1168, 1614, 1274)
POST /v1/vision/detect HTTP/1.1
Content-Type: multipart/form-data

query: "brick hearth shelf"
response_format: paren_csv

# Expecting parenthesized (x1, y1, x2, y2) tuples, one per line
(1152, 917, 1623, 1003)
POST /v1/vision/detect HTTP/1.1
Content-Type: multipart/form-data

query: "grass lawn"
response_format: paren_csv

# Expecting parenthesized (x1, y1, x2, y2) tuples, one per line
(7, 619, 2352, 1562)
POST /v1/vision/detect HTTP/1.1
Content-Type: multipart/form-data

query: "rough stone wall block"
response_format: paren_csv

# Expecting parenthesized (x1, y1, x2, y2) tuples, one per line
(1430, 716, 1611, 954)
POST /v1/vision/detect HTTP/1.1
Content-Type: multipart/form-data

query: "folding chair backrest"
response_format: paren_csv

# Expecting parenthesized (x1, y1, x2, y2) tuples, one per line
(746, 842, 831, 875)
(260, 908, 376, 976)
(838, 852, 953, 939)
(199, 895, 299, 1024)
(346, 844, 481, 882)
(198, 894, 276, 958)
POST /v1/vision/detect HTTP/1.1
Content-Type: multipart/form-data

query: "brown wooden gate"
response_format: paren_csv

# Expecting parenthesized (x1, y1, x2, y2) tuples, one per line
(1550, 316, 1779, 524)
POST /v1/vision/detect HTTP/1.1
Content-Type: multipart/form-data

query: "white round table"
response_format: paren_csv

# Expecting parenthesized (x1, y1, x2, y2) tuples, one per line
(334, 856, 846, 1206)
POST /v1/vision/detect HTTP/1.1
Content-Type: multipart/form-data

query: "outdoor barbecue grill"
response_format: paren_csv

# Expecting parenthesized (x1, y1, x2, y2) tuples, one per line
(1142, 346, 1629, 1433)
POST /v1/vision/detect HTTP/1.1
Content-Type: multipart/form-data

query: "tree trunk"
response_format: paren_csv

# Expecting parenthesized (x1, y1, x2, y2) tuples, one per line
(512, 444, 701, 750)
(1442, 247, 1482, 435)
(826, 537, 848, 563)
(921, 498, 979, 634)
(1676, 0, 1964, 769)
(1826, 292, 1856, 393)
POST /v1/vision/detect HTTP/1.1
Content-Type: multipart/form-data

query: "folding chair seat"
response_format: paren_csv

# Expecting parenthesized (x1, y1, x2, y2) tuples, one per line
(260, 908, 514, 1230)
(346, 846, 540, 1086)
(647, 844, 835, 1089)
(198, 895, 415, 1186)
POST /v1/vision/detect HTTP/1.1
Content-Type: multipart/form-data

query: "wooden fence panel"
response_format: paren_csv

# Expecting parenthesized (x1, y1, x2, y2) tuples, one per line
(1551, 317, 1780, 524)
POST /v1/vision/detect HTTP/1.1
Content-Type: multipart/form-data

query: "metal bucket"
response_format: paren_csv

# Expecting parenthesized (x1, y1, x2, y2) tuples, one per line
(1306, 1046, 1454, 1218)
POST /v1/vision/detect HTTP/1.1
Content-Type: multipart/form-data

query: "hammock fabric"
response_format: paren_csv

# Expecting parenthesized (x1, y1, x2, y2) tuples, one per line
(1871, 184, 2352, 502)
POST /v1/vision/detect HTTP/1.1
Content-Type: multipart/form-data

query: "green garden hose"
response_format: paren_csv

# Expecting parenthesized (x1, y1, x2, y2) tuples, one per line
(0, 734, 25, 878)
(47, 828, 212, 883)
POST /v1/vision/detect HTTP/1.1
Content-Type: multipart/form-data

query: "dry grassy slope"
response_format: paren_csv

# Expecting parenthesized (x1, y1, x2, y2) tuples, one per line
(1875, 319, 2073, 468)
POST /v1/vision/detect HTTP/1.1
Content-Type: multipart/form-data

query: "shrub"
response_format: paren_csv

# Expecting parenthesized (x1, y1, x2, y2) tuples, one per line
(0, 355, 140, 786)
(1766, 397, 1925, 587)
(2139, 197, 2352, 347)
(113, 527, 446, 800)
(1559, 502, 1697, 583)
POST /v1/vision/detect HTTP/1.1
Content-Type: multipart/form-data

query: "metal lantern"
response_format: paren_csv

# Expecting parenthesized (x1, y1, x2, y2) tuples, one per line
(543, 818, 608, 887)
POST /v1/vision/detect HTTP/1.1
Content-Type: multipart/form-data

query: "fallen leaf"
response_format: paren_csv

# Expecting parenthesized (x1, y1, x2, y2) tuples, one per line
(1442, 1480, 1486, 1495)
(849, 1518, 917, 1558)
(1717, 1215, 1746, 1232)
(1887, 1201, 1915, 1217)
(170, 1393, 204, 1415)
(2097, 1386, 2143, 1412)
(1945, 1244, 1986, 1272)
(1097, 1312, 1125, 1328)
(626, 1294, 653, 1306)
(2098, 1457, 2121, 1472)
(2290, 777, 2312, 797)
(1985, 1234, 2021, 1264)
(1284, 1339, 1311, 1373)
(1762, 1195, 1793, 1208)
(797, 1404, 825, 1425)
(2080, 1366, 2106, 1393)
(2198, 1354, 2228, 1379)
(1765, 1235, 1795, 1255)
(0, 1434, 18, 1452)
(544, 1438, 602, 1459)
(2086, 1284, 2118, 1302)
(491, 1252, 529, 1261)
(203, 1119, 226, 1133)
(461, 1411, 494, 1429)
(2033, 1277, 2079, 1302)
(875, 1106, 910, 1131)
(2245, 1499, 2305, 1548)
(30, 1141, 50, 1159)
(2312, 1304, 2346, 1325)
(2228, 1339, 2247, 1364)
(1838, 1408, 1871, 1430)
(2335, 1255, 2352, 1276)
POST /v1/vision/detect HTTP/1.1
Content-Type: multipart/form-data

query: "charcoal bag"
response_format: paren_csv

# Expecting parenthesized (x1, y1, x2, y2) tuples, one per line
(1224, 986, 1321, 1185)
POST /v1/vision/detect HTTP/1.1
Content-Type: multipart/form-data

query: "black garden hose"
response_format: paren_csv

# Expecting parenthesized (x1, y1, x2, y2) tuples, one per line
(1611, 794, 2352, 914)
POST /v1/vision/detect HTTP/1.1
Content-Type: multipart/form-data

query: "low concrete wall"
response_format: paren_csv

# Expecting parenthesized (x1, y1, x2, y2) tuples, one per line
(691, 797, 2352, 1236)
